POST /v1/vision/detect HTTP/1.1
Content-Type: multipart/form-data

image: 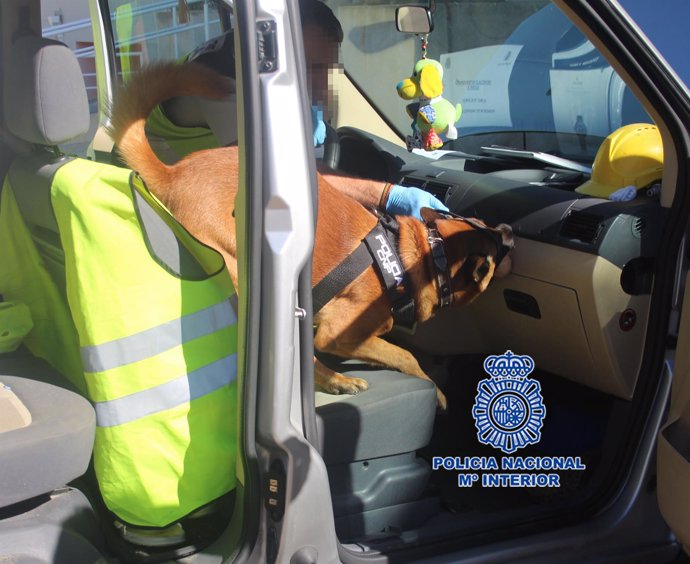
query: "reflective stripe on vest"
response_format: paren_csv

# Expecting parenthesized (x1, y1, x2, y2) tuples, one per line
(81, 295, 238, 373)
(94, 352, 236, 427)
(51, 160, 237, 527)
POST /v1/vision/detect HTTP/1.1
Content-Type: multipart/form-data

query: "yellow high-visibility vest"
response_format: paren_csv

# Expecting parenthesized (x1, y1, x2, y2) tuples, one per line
(35, 159, 236, 527)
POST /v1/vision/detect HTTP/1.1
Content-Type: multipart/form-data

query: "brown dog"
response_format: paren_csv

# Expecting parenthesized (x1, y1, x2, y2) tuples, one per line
(108, 62, 513, 409)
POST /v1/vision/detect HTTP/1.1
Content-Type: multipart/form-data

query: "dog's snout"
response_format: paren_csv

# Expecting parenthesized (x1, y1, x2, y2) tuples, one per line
(496, 223, 514, 249)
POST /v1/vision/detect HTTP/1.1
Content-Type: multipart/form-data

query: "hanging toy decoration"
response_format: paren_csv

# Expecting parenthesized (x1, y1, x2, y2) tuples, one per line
(396, 34, 462, 152)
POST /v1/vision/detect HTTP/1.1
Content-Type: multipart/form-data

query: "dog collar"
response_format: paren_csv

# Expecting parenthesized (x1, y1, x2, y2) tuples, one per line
(426, 226, 453, 309)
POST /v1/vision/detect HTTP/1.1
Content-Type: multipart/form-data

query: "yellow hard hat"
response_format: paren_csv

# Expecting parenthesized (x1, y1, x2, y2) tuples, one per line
(576, 123, 663, 198)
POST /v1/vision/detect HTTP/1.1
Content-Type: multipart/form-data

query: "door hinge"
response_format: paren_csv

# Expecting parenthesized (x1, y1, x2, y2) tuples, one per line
(257, 20, 278, 73)
(265, 458, 286, 521)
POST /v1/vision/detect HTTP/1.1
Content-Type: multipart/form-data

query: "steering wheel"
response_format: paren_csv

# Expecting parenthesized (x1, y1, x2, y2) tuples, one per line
(321, 122, 341, 171)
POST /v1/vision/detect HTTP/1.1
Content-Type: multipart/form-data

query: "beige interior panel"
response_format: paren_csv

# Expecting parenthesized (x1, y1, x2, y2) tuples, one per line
(657, 270, 690, 550)
(397, 237, 650, 399)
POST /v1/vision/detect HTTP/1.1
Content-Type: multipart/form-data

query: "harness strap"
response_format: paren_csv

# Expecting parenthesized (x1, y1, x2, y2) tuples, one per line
(363, 223, 416, 329)
(312, 220, 417, 329)
(312, 243, 372, 312)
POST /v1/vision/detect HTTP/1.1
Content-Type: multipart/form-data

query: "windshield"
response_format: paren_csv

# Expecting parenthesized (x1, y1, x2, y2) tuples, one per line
(326, 0, 652, 163)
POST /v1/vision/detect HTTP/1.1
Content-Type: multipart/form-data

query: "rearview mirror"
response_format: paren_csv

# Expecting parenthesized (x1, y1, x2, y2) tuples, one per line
(395, 6, 433, 34)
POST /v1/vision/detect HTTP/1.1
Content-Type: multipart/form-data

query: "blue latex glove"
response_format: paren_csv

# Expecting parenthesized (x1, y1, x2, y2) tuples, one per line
(312, 105, 326, 148)
(608, 185, 637, 202)
(385, 185, 449, 220)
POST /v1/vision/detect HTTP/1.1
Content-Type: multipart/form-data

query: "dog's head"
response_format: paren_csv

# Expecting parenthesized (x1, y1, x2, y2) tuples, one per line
(421, 208, 514, 306)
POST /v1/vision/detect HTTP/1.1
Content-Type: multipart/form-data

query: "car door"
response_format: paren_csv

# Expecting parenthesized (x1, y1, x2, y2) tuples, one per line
(613, 19, 690, 543)
(288, 0, 690, 560)
(608, 0, 690, 554)
(233, 0, 340, 561)
(658, 268, 690, 552)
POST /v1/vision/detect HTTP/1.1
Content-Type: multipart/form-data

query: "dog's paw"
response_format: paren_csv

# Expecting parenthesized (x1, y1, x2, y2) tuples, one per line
(323, 374, 369, 396)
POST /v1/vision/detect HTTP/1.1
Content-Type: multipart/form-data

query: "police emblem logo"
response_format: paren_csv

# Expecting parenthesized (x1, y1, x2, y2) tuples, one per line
(472, 351, 545, 454)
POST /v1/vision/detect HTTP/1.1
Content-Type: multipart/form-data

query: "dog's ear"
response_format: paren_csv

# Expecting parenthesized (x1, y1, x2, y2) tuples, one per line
(471, 255, 495, 293)
(420, 207, 445, 225)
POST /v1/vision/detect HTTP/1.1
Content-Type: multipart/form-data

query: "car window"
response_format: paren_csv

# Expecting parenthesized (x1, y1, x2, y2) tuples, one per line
(617, 0, 690, 90)
(107, 0, 227, 80)
(325, 0, 652, 164)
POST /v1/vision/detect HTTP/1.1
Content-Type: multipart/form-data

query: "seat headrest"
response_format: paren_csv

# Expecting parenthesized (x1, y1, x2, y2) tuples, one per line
(4, 36, 90, 146)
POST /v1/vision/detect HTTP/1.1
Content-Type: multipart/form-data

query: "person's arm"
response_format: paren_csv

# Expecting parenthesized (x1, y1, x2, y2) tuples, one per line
(318, 171, 384, 209)
(318, 169, 449, 220)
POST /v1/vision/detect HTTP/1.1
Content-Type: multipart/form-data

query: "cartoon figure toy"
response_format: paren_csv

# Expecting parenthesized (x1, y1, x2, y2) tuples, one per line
(396, 58, 462, 151)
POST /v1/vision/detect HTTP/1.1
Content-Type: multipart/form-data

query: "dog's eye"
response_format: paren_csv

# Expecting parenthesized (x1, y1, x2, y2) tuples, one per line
(472, 257, 491, 283)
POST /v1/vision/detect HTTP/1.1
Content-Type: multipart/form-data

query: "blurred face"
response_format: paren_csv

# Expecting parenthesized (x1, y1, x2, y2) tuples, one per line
(302, 23, 340, 107)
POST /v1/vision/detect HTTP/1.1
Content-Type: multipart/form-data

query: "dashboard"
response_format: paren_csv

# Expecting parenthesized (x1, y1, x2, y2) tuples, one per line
(335, 127, 667, 400)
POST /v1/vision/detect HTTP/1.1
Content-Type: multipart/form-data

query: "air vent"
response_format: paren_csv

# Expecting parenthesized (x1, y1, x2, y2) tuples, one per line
(400, 176, 452, 200)
(400, 176, 427, 188)
(425, 180, 453, 199)
(560, 211, 603, 244)
(632, 216, 646, 236)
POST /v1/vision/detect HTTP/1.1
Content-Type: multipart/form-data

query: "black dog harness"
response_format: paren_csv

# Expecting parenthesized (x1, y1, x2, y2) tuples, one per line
(312, 211, 510, 329)
(312, 215, 416, 328)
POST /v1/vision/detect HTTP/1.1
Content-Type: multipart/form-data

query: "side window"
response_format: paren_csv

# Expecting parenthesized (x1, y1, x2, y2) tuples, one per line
(40, 0, 97, 156)
(108, 0, 227, 81)
(618, 0, 689, 90)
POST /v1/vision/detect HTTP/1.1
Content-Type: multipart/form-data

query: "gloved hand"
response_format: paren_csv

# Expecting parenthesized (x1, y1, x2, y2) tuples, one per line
(385, 185, 449, 220)
(312, 105, 326, 148)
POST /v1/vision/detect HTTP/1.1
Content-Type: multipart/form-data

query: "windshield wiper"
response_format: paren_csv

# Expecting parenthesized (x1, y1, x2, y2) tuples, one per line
(480, 145, 592, 175)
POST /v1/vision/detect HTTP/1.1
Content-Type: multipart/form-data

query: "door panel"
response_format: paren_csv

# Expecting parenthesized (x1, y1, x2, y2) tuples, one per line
(658, 270, 690, 551)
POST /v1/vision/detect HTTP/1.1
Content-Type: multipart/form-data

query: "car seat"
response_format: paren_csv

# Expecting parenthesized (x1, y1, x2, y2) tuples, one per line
(0, 358, 102, 563)
(315, 360, 439, 540)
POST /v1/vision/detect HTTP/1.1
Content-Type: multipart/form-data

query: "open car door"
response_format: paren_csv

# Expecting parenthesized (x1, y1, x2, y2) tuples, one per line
(658, 270, 690, 553)
(234, 0, 340, 561)
(607, 1, 690, 556)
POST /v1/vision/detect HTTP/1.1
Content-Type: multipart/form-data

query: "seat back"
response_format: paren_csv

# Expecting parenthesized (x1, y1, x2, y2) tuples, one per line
(0, 36, 92, 389)
(0, 41, 101, 553)
(3, 34, 90, 293)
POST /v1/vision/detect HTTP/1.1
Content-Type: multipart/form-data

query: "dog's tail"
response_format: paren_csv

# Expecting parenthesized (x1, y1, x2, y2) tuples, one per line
(108, 62, 234, 190)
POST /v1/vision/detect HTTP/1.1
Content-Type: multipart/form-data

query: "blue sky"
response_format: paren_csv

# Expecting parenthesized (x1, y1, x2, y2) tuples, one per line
(619, 0, 690, 88)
